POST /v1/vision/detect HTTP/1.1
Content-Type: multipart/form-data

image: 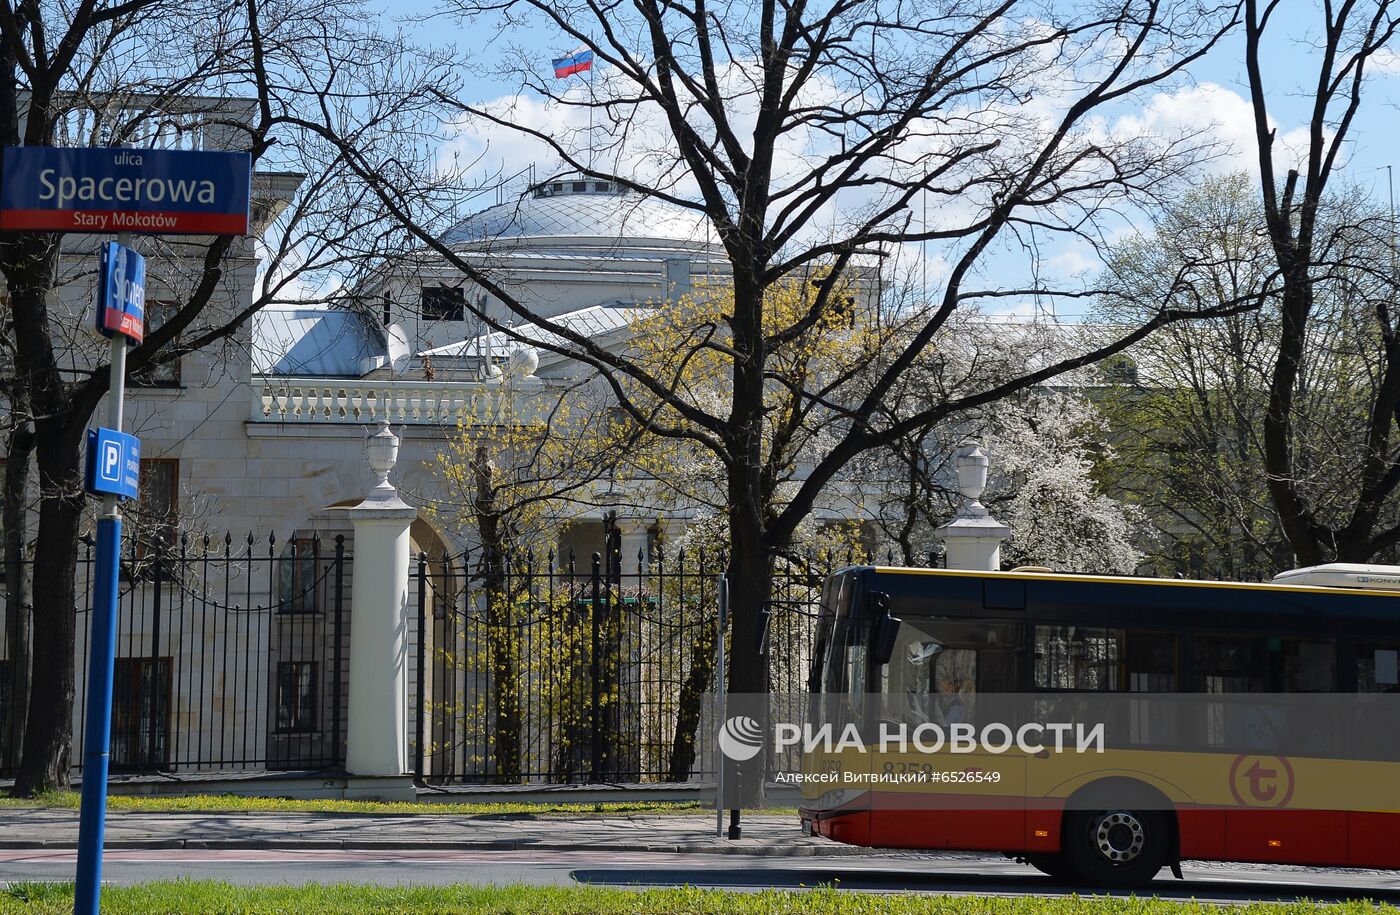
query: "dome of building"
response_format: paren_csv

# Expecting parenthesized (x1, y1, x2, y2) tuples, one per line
(442, 178, 716, 255)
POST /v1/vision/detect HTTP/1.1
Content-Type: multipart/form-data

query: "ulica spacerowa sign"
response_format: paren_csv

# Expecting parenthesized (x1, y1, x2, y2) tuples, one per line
(0, 146, 251, 234)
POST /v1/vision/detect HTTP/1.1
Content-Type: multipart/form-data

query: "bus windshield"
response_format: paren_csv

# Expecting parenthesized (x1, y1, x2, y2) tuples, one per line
(877, 616, 1024, 727)
(808, 572, 1026, 727)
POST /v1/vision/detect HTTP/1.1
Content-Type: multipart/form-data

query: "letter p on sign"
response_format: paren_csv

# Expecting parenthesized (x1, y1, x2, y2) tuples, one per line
(101, 442, 121, 482)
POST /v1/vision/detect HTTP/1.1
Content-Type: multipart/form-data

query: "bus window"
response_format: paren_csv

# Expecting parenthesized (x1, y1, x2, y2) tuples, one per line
(1195, 635, 1336, 752)
(1357, 642, 1400, 693)
(878, 618, 1022, 726)
(1034, 627, 1176, 691)
(822, 618, 867, 729)
(1194, 634, 1268, 693)
(1124, 632, 1177, 691)
(1193, 634, 1335, 692)
(1036, 626, 1120, 690)
(1284, 639, 1334, 692)
(807, 576, 842, 693)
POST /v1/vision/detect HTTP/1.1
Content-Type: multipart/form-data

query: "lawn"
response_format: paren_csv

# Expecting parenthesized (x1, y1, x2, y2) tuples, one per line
(0, 883, 1380, 915)
(0, 790, 727, 818)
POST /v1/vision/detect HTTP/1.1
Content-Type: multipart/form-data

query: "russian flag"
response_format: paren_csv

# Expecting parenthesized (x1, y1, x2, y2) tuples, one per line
(553, 48, 594, 78)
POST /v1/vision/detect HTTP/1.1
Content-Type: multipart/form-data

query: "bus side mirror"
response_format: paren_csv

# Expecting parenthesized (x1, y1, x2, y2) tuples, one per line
(871, 592, 901, 666)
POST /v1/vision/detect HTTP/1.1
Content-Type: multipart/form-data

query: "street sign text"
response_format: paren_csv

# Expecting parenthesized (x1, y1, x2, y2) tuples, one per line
(96, 241, 146, 343)
(0, 146, 251, 234)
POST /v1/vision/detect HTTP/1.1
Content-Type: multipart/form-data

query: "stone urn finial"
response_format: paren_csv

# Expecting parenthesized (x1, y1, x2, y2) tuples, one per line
(365, 420, 401, 498)
(935, 439, 1010, 571)
(508, 346, 539, 379)
(953, 441, 990, 518)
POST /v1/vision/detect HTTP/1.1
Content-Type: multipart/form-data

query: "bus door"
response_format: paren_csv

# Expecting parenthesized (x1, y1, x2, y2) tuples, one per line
(1350, 640, 1400, 869)
(873, 617, 1027, 850)
(1194, 632, 1346, 867)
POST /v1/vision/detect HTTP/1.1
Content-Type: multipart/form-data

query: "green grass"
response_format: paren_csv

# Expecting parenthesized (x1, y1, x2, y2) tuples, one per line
(0, 790, 729, 818)
(0, 882, 1379, 915)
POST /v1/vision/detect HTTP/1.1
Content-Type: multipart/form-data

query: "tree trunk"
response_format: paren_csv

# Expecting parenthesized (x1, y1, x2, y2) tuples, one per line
(1262, 281, 1323, 567)
(13, 418, 85, 796)
(665, 618, 716, 781)
(470, 446, 521, 782)
(720, 495, 774, 807)
(2, 419, 34, 771)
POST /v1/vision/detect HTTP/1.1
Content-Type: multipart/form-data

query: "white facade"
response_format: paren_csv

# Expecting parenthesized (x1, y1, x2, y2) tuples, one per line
(5, 154, 901, 779)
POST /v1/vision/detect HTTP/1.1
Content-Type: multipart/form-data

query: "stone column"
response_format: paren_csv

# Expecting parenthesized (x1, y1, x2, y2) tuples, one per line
(617, 519, 649, 577)
(934, 441, 1011, 571)
(346, 422, 417, 780)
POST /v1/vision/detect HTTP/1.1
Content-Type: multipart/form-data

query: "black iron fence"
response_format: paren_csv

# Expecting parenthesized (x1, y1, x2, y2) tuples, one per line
(0, 526, 929, 783)
(0, 532, 350, 776)
(412, 543, 885, 785)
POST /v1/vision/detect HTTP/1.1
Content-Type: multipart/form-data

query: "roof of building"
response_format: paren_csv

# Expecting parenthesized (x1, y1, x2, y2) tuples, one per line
(441, 180, 716, 253)
(420, 302, 650, 360)
(252, 306, 385, 376)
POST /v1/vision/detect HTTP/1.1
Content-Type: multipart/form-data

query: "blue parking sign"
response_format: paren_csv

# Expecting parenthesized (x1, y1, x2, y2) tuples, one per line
(84, 428, 140, 500)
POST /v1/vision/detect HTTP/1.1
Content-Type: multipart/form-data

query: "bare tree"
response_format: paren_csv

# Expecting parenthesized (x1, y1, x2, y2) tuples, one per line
(1101, 171, 1400, 575)
(0, 0, 414, 794)
(1245, 0, 1400, 565)
(294, 0, 1264, 801)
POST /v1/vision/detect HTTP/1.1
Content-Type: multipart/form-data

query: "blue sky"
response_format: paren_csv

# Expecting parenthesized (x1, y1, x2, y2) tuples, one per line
(383, 0, 1400, 318)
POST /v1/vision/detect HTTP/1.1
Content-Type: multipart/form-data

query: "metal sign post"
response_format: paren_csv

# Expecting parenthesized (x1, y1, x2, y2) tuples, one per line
(0, 140, 252, 915)
(73, 232, 140, 915)
(713, 574, 727, 838)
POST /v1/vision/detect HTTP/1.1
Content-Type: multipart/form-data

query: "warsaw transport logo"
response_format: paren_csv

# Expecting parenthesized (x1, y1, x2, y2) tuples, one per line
(718, 716, 765, 761)
(1229, 754, 1296, 807)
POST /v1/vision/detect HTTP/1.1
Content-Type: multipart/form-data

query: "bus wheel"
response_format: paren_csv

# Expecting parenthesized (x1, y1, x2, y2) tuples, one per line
(1063, 809, 1168, 889)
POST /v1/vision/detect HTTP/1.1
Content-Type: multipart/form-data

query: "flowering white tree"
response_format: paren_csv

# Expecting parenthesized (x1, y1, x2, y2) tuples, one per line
(988, 393, 1144, 575)
(857, 312, 1143, 574)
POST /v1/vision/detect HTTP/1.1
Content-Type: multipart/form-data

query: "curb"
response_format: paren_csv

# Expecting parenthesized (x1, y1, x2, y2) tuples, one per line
(0, 838, 878, 857)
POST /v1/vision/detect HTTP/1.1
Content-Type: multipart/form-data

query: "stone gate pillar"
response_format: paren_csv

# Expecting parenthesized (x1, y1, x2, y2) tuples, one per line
(346, 421, 416, 778)
(617, 519, 650, 577)
(934, 441, 1011, 571)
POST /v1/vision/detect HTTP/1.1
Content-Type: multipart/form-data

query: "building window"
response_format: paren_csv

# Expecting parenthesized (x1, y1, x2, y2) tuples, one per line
(420, 285, 465, 321)
(276, 661, 318, 733)
(573, 181, 587, 193)
(129, 459, 179, 557)
(130, 300, 181, 386)
(111, 657, 172, 771)
(278, 537, 320, 614)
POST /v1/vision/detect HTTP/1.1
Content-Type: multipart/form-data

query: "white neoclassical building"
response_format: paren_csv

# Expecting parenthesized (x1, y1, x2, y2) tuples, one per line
(3, 163, 903, 786)
(239, 176, 734, 564)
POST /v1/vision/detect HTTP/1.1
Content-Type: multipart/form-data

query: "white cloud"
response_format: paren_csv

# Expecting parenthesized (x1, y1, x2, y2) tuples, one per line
(1373, 48, 1400, 75)
(1111, 82, 1332, 177)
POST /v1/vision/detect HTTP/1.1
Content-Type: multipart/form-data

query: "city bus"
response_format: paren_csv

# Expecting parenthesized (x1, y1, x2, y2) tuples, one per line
(797, 565, 1400, 888)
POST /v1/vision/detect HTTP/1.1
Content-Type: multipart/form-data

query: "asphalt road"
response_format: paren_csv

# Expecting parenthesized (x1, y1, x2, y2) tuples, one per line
(2, 848, 1399, 903)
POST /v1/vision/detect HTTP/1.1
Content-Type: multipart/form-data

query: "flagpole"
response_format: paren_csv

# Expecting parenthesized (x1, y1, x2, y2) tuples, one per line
(587, 46, 595, 171)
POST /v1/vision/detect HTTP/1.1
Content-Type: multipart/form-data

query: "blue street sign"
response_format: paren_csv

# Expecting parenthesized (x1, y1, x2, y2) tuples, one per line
(0, 146, 251, 235)
(95, 241, 145, 343)
(84, 428, 140, 500)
